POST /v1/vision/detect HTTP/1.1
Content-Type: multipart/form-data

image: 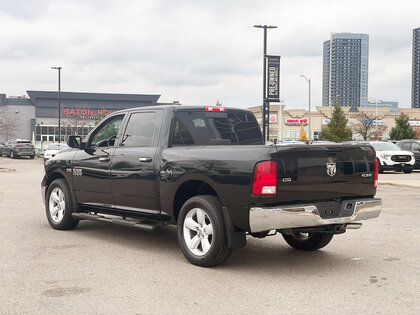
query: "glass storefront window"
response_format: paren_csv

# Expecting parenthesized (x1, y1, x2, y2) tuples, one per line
(35, 123, 95, 146)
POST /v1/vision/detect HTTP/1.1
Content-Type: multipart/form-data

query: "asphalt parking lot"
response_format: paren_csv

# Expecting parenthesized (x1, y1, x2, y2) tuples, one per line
(1, 158, 419, 314)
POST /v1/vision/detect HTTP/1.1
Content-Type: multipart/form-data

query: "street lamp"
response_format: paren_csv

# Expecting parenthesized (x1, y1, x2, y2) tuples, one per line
(300, 74, 311, 141)
(51, 66, 62, 144)
(254, 24, 277, 142)
(369, 98, 380, 137)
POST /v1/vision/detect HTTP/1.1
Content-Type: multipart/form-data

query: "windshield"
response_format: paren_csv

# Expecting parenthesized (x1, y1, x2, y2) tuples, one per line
(170, 110, 263, 146)
(371, 142, 401, 151)
(47, 144, 68, 150)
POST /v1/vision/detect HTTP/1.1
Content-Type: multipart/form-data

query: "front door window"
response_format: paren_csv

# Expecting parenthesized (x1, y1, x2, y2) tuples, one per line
(90, 115, 124, 147)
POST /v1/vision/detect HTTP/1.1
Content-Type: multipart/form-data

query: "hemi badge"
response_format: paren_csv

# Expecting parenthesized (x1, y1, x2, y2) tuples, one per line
(66, 168, 72, 173)
(282, 178, 292, 182)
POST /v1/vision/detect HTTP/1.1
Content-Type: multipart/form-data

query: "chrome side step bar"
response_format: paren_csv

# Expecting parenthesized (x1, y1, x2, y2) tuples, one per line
(72, 212, 162, 232)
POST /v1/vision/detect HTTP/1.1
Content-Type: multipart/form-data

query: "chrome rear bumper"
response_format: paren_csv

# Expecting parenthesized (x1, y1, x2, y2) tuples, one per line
(249, 198, 381, 233)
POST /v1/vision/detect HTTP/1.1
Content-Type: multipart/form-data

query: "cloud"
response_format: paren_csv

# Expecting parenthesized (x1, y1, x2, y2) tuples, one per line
(0, 0, 419, 108)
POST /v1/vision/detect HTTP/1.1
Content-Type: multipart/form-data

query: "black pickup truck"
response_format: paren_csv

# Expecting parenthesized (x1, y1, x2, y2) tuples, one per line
(41, 105, 381, 266)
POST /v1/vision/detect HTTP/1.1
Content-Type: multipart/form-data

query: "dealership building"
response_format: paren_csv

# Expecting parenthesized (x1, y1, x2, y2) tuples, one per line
(0, 90, 168, 147)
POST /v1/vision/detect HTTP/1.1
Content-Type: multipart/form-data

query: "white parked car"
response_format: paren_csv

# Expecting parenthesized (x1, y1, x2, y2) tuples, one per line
(369, 141, 415, 174)
(43, 143, 68, 161)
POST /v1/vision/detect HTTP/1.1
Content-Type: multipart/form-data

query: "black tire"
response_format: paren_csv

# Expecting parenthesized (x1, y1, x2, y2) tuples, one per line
(177, 195, 231, 267)
(30, 155, 35, 159)
(282, 231, 333, 251)
(45, 179, 79, 230)
(403, 169, 413, 174)
(10, 151, 17, 159)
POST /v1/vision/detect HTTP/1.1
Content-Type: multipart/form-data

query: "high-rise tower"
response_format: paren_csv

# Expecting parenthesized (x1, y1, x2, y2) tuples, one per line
(322, 33, 369, 107)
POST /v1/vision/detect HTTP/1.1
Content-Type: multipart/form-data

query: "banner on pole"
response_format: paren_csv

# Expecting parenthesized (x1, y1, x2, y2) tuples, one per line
(266, 55, 281, 102)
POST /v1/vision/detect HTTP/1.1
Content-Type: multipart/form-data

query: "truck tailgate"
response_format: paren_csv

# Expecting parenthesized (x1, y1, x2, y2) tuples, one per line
(271, 144, 376, 203)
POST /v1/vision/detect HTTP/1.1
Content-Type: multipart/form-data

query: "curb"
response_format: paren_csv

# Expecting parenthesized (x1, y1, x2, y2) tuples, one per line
(379, 182, 420, 189)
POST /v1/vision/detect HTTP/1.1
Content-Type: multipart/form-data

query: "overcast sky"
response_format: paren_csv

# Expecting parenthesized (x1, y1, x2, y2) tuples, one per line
(0, 0, 419, 109)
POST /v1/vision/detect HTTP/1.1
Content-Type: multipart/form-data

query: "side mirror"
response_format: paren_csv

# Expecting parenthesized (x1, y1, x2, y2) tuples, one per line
(67, 135, 85, 149)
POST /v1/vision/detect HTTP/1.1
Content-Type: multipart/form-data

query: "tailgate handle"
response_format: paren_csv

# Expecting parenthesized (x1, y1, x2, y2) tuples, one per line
(327, 152, 338, 156)
(139, 157, 152, 162)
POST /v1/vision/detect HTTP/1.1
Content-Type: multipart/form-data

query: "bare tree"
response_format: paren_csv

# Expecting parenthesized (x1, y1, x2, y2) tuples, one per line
(351, 111, 387, 140)
(0, 106, 18, 141)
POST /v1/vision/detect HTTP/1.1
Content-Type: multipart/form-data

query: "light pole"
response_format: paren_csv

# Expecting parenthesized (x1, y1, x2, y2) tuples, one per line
(254, 24, 277, 142)
(369, 98, 380, 138)
(300, 74, 311, 141)
(51, 66, 62, 144)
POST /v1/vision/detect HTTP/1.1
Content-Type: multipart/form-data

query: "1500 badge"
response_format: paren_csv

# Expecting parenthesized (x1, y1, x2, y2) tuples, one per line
(73, 168, 83, 176)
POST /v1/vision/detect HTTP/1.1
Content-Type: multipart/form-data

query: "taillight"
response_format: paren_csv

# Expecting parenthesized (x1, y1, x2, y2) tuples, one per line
(205, 106, 225, 112)
(252, 161, 277, 195)
(15, 145, 22, 147)
(374, 159, 378, 188)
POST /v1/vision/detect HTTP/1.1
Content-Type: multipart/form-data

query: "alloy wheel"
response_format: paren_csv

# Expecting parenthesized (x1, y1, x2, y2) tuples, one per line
(49, 187, 66, 223)
(183, 208, 214, 256)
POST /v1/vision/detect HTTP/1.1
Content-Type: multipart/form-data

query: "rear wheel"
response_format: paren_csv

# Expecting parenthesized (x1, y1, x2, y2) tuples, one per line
(403, 169, 413, 174)
(282, 231, 333, 251)
(177, 195, 231, 267)
(46, 179, 79, 230)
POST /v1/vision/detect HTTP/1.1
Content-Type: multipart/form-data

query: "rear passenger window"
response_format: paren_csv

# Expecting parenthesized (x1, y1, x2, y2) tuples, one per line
(412, 142, 420, 151)
(122, 112, 157, 147)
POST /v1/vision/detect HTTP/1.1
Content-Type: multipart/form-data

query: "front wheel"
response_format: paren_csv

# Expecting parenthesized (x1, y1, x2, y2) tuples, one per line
(10, 151, 17, 159)
(177, 195, 231, 267)
(46, 179, 79, 230)
(403, 169, 413, 174)
(282, 231, 333, 251)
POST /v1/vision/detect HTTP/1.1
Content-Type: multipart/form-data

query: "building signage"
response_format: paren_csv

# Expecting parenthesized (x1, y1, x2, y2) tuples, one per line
(364, 120, 386, 126)
(269, 113, 277, 123)
(62, 107, 117, 118)
(266, 55, 280, 102)
(285, 118, 308, 126)
(322, 119, 331, 125)
(374, 120, 386, 126)
(409, 121, 420, 126)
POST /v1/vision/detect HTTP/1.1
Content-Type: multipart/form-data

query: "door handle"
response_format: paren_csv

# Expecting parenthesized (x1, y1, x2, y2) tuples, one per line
(139, 157, 152, 162)
(99, 157, 110, 162)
